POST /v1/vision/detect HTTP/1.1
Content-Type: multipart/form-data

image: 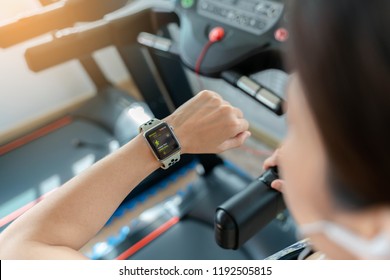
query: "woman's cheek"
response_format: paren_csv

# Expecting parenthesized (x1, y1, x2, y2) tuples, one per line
(278, 132, 326, 224)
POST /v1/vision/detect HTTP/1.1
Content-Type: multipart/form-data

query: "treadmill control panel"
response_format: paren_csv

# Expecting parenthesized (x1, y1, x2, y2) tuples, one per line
(197, 0, 284, 35)
(176, 0, 286, 76)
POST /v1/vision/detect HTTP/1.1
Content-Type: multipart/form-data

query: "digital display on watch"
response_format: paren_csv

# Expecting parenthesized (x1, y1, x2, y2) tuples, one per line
(144, 123, 181, 160)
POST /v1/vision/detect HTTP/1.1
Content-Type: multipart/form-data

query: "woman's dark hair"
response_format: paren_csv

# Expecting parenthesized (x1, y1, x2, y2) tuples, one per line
(288, 0, 390, 209)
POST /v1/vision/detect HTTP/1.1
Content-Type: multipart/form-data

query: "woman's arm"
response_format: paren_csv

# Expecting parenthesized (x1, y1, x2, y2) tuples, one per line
(0, 91, 250, 259)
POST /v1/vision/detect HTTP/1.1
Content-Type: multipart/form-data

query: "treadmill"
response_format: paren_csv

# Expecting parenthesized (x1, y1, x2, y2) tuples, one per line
(0, 0, 298, 260)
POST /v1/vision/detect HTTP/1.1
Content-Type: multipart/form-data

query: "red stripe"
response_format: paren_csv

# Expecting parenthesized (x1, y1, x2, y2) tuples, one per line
(0, 116, 72, 156)
(116, 216, 180, 260)
(195, 41, 214, 75)
(0, 189, 57, 228)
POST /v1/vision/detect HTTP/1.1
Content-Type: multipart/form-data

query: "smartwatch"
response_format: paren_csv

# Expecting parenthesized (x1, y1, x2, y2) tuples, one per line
(139, 118, 181, 169)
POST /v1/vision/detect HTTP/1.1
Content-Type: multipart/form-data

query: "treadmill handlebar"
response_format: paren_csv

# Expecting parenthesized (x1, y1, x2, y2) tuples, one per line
(0, 0, 128, 48)
(215, 167, 286, 250)
(25, 23, 111, 72)
(24, 8, 159, 72)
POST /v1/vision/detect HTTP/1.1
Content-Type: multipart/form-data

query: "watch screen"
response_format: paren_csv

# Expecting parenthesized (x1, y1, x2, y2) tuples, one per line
(144, 123, 180, 160)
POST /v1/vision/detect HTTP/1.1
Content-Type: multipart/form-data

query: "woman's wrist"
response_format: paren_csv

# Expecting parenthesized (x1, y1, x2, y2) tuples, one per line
(164, 114, 188, 155)
(123, 133, 162, 171)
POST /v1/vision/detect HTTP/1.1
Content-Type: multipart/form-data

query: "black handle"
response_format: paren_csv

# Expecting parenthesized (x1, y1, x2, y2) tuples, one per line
(215, 167, 285, 249)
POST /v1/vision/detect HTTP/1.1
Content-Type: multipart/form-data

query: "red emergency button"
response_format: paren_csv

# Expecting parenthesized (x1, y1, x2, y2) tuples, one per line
(274, 27, 289, 42)
(209, 27, 225, 42)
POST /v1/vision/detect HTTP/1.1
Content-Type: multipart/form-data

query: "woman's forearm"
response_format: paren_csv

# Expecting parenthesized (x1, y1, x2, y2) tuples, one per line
(0, 134, 159, 258)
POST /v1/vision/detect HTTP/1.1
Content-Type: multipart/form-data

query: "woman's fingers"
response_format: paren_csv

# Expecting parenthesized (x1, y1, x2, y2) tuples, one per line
(271, 179, 284, 192)
(263, 149, 284, 193)
(218, 131, 251, 151)
(263, 148, 280, 170)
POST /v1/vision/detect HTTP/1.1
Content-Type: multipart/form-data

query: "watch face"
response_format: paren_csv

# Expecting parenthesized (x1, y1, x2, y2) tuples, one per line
(144, 123, 181, 160)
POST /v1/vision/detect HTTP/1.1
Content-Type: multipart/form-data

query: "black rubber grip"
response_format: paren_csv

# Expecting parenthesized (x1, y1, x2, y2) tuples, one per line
(215, 167, 285, 249)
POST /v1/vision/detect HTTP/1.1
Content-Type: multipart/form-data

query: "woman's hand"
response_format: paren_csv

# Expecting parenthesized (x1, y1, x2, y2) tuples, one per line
(165, 90, 251, 154)
(263, 148, 285, 192)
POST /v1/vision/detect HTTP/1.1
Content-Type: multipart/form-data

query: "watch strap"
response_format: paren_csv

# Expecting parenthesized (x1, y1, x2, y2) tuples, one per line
(139, 118, 163, 133)
(160, 151, 181, 170)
